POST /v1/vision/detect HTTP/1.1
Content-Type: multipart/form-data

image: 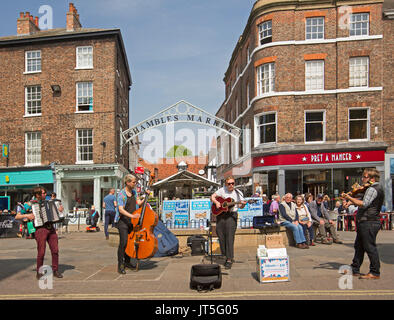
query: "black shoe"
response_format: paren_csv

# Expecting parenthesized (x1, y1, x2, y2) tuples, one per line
(224, 261, 232, 269)
(53, 271, 63, 278)
(124, 262, 137, 270)
(118, 264, 126, 274)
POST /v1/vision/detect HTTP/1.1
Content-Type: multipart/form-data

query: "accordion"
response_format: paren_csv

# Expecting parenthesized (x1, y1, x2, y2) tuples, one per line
(32, 199, 64, 228)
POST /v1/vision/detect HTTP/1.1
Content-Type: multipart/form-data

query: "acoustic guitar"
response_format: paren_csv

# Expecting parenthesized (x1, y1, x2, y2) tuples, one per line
(211, 197, 258, 216)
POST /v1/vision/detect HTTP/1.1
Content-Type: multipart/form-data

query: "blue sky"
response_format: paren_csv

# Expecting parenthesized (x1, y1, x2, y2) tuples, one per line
(1, 0, 255, 159)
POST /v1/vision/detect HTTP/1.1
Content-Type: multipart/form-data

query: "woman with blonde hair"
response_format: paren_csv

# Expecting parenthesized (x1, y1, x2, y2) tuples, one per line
(295, 195, 315, 246)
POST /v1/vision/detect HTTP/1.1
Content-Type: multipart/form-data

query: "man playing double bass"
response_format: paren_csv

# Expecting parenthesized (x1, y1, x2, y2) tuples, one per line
(341, 168, 384, 280)
(115, 174, 146, 274)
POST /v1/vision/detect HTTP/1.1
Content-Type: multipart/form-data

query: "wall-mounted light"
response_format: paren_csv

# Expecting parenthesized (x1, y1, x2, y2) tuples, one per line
(100, 141, 106, 148)
(51, 85, 61, 93)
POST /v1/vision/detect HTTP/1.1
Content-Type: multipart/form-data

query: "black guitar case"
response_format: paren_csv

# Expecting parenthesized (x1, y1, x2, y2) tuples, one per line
(190, 264, 222, 292)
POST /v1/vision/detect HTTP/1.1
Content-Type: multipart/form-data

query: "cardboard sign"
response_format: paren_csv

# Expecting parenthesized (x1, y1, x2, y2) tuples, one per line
(257, 256, 290, 283)
(265, 234, 284, 248)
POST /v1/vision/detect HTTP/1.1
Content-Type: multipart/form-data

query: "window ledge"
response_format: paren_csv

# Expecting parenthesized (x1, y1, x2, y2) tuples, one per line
(75, 110, 94, 114)
(76, 161, 94, 165)
(23, 114, 42, 118)
(348, 139, 369, 142)
(75, 67, 93, 70)
(305, 141, 325, 144)
(23, 71, 42, 75)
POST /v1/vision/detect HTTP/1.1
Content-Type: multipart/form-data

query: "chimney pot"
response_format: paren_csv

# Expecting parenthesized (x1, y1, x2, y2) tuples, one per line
(17, 11, 40, 35)
(66, 3, 82, 31)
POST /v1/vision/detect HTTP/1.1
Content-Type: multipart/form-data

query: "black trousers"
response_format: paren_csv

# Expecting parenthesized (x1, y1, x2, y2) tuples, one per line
(216, 214, 237, 261)
(351, 220, 381, 276)
(117, 219, 136, 266)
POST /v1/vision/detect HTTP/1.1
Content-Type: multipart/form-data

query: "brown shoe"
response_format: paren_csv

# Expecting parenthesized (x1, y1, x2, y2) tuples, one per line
(296, 243, 307, 249)
(342, 269, 362, 277)
(333, 239, 343, 244)
(359, 273, 380, 280)
(36, 272, 44, 280)
(53, 271, 63, 278)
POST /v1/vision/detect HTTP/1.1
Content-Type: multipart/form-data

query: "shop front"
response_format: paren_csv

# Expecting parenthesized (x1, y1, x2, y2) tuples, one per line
(54, 164, 129, 216)
(0, 166, 55, 210)
(253, 149, 386, 204)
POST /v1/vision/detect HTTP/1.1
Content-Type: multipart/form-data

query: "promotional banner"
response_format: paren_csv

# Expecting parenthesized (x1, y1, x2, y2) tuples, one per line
(237, 197, 263, 228)
(162, 200, 189, 227)
(0, 214, 19, 238)
(189, 199, 211, 228)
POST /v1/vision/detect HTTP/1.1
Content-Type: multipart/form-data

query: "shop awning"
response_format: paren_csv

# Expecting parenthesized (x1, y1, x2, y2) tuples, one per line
(0, 169, 54, 187)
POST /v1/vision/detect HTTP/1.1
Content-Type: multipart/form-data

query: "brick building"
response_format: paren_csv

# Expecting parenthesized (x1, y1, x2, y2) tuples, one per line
(0, 4, 132, 214)
(215, 0, 394, 209)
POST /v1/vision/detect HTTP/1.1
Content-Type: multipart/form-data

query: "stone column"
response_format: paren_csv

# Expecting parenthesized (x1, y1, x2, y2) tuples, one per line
(93, 176, 101, 216)
(278, 169, 285, 196)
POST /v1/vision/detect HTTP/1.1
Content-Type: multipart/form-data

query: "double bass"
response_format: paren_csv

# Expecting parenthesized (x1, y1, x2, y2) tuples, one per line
(125, 172, 159, 271)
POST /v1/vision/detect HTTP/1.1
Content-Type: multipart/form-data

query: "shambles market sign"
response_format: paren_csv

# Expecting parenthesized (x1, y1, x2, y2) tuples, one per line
(121, 100, 241, 144)
(253, 150, 385, 167)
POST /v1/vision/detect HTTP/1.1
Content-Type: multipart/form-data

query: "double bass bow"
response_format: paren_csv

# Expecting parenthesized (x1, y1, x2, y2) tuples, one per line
(125, 172, 159, 271)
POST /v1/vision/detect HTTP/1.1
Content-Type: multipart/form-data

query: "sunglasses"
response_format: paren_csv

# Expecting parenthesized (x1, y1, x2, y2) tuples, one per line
(227, 182, 235, 185)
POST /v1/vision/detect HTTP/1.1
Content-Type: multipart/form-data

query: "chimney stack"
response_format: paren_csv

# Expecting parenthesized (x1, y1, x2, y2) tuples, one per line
(66, 3, 82, 31)
(17, 11, 40, 35)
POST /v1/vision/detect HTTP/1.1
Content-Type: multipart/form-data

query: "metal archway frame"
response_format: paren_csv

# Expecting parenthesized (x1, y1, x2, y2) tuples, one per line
(122, 100, 241, 146)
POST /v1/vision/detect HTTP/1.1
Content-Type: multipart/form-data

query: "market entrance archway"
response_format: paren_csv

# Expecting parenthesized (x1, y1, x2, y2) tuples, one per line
(121, 100, 241, 146)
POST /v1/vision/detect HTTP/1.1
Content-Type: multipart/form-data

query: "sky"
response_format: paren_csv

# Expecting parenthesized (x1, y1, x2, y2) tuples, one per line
(1, 0, 256, 161)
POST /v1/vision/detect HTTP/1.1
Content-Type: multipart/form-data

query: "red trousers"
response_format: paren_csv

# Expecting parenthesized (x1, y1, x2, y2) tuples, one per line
(34, 226, 59, 272)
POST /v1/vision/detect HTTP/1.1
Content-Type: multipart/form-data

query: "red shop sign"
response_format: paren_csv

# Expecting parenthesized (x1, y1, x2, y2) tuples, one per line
(253, 150, 385, 167)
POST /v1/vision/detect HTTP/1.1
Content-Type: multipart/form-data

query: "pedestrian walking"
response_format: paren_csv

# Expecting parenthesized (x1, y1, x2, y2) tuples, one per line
(103, 188, 117, 240)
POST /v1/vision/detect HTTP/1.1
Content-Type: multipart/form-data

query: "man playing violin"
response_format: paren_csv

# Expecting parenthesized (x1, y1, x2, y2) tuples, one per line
(115, 174, 147, 274)
(341, 168, 384, 280)
(211, 176, 246, 269)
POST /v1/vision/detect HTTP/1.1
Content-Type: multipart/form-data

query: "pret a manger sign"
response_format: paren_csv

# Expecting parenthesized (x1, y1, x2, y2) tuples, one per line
(254, 150, 385, 167)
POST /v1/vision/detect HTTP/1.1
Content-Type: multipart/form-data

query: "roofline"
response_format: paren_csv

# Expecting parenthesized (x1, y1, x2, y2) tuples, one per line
(152, 170, 220, 187)
(0, 29, 132, 85)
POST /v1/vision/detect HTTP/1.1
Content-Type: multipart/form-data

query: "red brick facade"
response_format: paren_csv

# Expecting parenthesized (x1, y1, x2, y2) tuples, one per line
(0, 6, 131, 169)
(215, 0, 393, 202)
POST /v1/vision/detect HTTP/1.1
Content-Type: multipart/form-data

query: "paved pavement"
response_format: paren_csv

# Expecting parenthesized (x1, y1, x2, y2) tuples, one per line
(0, 224, 393, 300)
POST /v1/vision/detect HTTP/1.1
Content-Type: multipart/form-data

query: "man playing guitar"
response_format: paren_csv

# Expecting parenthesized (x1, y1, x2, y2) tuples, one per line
(211, 176, 246, 269)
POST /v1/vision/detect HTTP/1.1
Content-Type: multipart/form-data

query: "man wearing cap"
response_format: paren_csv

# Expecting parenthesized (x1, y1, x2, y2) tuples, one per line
(309, 194, 343, 244)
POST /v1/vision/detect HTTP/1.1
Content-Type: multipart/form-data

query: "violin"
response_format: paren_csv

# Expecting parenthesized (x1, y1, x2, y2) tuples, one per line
(125, 172, 159, 270)
(341, 181, 372, 199)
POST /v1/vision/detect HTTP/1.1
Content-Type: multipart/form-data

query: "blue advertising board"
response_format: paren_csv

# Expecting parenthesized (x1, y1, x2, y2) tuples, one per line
(162, 200, 190, 227)
(237, 197, 263, 228)
(189, 199, 211, 228)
